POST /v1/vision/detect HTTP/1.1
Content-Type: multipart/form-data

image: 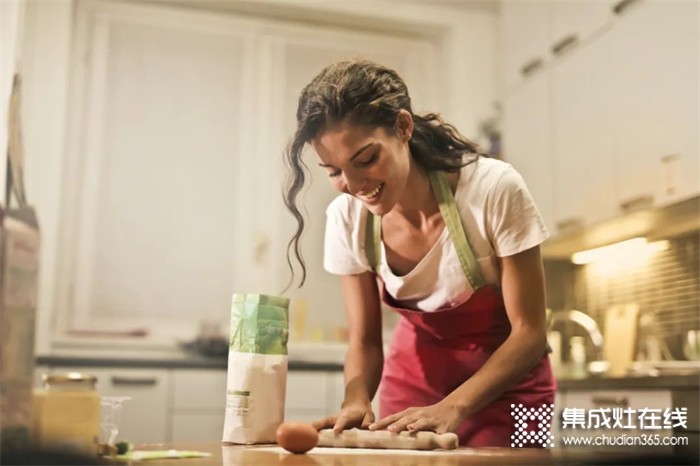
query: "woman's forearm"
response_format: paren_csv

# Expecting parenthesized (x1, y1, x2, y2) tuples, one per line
(448, 328, 547, 418)
(343, 342, 384, 407)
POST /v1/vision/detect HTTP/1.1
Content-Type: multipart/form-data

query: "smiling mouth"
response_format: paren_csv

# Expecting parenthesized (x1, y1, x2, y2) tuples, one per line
(358, 183, 384, 202)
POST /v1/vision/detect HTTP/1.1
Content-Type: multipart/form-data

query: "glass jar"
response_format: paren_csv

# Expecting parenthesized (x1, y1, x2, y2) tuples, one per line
(32, 372, 100, 456)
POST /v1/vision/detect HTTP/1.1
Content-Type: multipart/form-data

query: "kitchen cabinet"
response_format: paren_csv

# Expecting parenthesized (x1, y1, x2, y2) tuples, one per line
(550, 27, 618, 231)
(500, 1, 551, 91)
(556, 384, 699, 458)
(502, 69, 555, 232)
(607, 0, 700, 210)
(500, 0, 615, 92)
(46, 0, 443, 346)
(49, 366, 169, 444)
(38, 360, 348, 443)
(170, 370, 227, 442)
(502, 0, 699, 235)
(558, 389, 674, 452)
(550, 1, 615, 55)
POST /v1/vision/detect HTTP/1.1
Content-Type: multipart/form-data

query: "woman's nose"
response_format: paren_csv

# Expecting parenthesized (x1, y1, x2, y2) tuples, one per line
(343, 171, 366, 195)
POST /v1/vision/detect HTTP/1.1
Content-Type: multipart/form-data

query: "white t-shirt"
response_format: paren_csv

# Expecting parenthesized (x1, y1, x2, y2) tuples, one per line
(323, 157, 549, 312)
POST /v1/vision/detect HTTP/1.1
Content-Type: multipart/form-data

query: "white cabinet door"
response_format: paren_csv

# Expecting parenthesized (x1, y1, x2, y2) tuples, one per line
(553, 390, 566, 446)
(551, 28, 618, 232)
(550, 1, 615, 53)
(170, 370, 227, 442)
(271, 30, 437, 335)
(608, 0, 700, 210)
(562, 389, 674, 453)
(171, 413, 224, 443)
(502, 70, 555, 232)
(50, 367, 169, 444)
(500, 1, 552, 90)
(63, 1, 249, 340)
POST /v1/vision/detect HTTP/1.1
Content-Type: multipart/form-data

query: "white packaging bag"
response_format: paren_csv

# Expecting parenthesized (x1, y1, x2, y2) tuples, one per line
(222, 293, 289, 444)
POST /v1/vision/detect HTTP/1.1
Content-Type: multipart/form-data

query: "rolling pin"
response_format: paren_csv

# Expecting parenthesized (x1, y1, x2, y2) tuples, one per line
(317, 428, 458, 450)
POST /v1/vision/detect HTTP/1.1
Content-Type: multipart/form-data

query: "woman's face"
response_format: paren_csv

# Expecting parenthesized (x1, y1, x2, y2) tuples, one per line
(310, 114, 413, 216)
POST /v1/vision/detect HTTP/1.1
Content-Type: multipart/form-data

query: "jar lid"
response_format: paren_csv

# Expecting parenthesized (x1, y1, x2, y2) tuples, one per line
(43, 372, 97, 387)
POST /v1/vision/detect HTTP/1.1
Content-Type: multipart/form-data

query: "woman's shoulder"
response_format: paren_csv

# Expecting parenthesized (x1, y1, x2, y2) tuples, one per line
(458, 156, 519, 198)
(462, 155, 514, 178)
(325, 193, 365, 227)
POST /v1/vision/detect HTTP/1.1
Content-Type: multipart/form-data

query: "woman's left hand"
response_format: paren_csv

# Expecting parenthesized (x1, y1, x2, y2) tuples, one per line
(367, 400, 463, 434)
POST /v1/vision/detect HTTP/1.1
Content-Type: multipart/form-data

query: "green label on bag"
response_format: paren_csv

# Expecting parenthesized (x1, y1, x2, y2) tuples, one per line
(229, 293, 289, 355)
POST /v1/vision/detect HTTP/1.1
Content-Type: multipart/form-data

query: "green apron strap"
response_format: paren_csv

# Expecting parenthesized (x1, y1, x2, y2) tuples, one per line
(364, 171, 486, 290)
(428, 171, 486, 290)
(365, 210, 381, 272)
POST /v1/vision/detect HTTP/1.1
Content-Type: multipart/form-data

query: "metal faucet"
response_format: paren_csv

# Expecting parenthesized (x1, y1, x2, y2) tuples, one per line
(550, 310, 604, 362)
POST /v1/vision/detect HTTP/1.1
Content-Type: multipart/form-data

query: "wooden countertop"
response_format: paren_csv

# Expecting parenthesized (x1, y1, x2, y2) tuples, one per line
(115, 442, 692, 465)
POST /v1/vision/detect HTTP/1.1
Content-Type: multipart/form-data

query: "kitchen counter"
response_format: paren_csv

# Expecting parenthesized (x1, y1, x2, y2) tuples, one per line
(37, 354, 699, 389)
(35, 355, 343, 372)
(557, 373, 700, 390)
(107, 442, 693, 465)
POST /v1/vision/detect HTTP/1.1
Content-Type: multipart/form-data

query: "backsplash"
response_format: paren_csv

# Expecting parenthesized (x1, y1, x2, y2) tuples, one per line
(545, 230, 700, 360)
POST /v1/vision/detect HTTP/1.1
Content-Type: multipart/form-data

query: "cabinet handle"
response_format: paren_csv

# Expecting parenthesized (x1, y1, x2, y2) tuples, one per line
(520, 57, 544, 77)
(111, 376, 157, 386)
(619, 194, 653, 213)
(551, 34, 579, 56)
(613, 0, 641, 16)
(660, 153, 679, 164)
(556, 217, 584, 232)
(591, 396, 629, 407)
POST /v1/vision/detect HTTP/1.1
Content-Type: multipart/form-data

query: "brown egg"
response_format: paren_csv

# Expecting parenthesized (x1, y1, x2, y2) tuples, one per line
(276, 421, 319, 454)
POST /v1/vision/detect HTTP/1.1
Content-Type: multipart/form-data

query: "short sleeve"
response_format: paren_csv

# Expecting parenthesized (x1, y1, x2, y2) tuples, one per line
(485, 165, 550, 257)
(323, 196, 368, 275)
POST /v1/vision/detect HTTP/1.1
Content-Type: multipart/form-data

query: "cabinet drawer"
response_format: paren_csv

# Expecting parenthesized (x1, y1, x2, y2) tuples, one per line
(673, 390, 699, 432)
(171, 412, 224, 442)
(49, 366, 169, 444)
(561, 389, 674, 453)
(172, 369, 226, 410)
(564, 389, 672, 411)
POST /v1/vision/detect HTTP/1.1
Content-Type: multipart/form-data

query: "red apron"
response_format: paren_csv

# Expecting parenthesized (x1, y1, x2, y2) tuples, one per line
(366, 171, 556, 447)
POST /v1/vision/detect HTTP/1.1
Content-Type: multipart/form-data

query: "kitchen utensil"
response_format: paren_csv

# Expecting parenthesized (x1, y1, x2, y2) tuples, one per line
(603, 304, 639, 376)
(317, 428, 458, 450)
(587, 360, 610, 376)
(683, 330, 700, 360)
(100, 396, 131, 446)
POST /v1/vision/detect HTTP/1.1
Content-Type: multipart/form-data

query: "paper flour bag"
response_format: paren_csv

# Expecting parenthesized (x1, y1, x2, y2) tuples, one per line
(222, 293, 289, 444)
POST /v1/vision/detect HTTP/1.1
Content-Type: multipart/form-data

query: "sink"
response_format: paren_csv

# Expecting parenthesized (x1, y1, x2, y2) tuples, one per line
(629, 360, 700, 377)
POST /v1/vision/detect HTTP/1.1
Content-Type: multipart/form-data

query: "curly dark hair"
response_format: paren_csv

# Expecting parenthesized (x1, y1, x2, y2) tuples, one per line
(283, 59, 486, 288)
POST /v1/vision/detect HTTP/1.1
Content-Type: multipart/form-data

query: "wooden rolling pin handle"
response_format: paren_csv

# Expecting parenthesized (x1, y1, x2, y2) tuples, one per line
(317, 429, 458, 450)
(430, 431, 459, 450)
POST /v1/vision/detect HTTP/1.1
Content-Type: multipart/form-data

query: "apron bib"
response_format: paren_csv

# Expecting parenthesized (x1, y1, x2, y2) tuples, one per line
(366, 171, 556, 447)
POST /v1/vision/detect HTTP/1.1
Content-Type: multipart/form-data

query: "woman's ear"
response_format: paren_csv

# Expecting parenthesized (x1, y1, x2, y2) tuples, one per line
(394, 109, 413, 143)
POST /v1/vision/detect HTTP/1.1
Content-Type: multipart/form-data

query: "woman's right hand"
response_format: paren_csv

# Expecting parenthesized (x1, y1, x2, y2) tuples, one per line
(311, 401, 375, 433)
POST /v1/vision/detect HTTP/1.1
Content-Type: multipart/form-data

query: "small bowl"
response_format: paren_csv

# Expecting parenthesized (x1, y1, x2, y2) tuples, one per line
(683, 330, 700, 361)
(587, 360, 610, 376)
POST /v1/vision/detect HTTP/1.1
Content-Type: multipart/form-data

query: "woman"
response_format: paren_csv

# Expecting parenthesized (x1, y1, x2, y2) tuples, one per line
(283, 60, 555, 447)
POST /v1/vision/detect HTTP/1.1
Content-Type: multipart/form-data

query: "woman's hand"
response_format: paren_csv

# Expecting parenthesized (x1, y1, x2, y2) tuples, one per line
(312, 401, 375, 433)
(368, 400, 463, 434)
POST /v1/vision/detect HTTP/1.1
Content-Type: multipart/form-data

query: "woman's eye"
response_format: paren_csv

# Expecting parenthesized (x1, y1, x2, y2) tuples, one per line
(328, 170, 341, 178)
(358, 153, 377, 167)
